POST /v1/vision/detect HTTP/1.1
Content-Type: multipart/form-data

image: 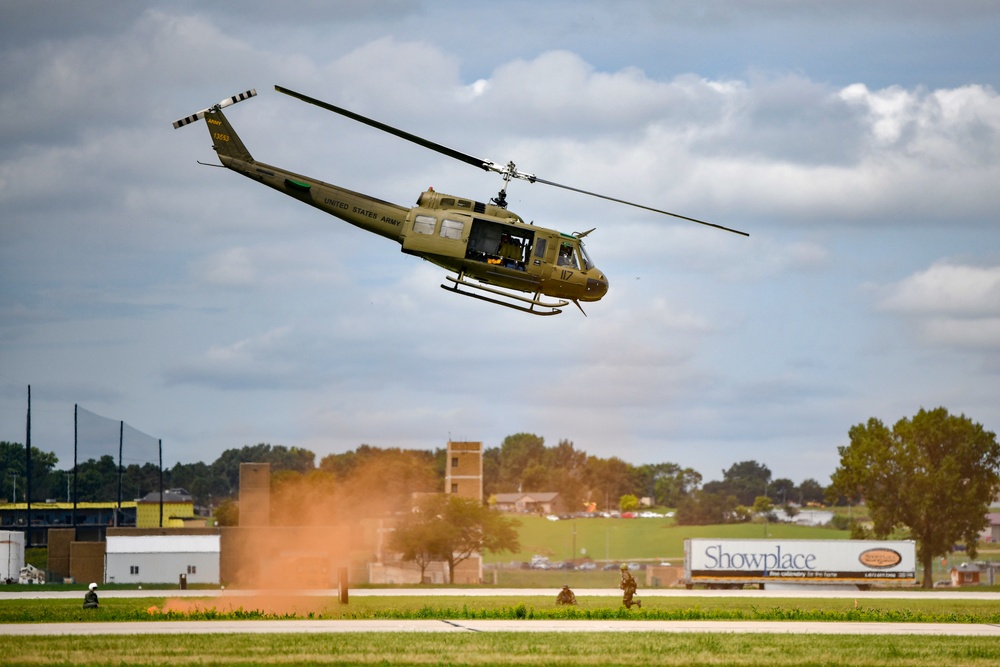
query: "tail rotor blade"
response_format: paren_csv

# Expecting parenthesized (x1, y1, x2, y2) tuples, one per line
(172, 89, 257, 129)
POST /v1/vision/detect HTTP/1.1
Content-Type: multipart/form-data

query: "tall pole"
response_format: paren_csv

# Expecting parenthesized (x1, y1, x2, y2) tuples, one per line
(158, 439, 163, 528)
(73, 404, 78, 531)
(116, 421, 123, 528)
(25, 385, 31, 547)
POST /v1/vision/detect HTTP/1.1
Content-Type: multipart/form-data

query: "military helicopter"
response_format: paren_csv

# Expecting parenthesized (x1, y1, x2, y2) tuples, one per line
(173, 87, 747, 316)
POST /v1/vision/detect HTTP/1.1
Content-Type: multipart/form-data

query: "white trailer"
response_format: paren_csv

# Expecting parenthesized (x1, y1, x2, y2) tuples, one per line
(1, 531, 25, 582)
(683, 538, 916, 589)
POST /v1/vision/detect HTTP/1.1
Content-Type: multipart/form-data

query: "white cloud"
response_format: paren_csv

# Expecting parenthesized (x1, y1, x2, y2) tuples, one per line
(879, 262, 1000, 350)
(881, 262, 1000, 316)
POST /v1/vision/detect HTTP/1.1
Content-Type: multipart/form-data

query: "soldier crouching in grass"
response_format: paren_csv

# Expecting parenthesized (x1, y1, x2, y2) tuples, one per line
(555, 585, 577, 605)
(619, 563, 641, 609)
(83, 583, 99, 609)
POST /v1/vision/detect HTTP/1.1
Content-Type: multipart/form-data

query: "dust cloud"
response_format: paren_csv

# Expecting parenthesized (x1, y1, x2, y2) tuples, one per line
(163, 450, 439, 616)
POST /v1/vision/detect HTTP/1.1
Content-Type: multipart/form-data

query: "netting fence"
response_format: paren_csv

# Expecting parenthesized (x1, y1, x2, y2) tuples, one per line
(74, 405, 163, 528)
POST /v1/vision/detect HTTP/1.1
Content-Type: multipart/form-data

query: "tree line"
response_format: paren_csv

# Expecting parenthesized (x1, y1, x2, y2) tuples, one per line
(2, 406, 997, 588)
(0, 435, 826, 518)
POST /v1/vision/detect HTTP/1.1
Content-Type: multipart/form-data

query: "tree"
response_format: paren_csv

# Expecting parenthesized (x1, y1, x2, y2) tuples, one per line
(214, 498, 239, 526)
(830, 407, 1000, 588)
(388, 509, 452, 583)
(768, 478, 795, 505)
(704, 460, 771, 506)
(585, 456, 634, 510)
(751, 495, 775, 522)
(796, 478, 826, 505)
(498, 433, 545, 491)
(619, 494, 639, 512)
(676, 490, 738, 525)
(392, 494, 520, 583)
(212, 443, 316, 495)
(651, 465, 702, 507)
(0, 441, 61, 502)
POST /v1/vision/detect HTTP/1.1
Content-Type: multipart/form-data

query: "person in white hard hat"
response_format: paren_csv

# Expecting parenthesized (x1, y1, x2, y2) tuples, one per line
(83, 582, 99, 609)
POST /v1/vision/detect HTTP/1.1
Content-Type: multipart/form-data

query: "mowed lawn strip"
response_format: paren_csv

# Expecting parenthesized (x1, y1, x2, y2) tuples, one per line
(2, 595, 1000, 623)
(1, 632, 999, 666)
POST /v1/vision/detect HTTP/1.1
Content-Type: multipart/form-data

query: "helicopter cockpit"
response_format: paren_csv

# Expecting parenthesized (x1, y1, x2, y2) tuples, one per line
(557, 239, 593, 271)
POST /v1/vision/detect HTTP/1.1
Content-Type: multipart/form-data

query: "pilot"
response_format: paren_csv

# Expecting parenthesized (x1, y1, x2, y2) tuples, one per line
(557, 244, 575, 267)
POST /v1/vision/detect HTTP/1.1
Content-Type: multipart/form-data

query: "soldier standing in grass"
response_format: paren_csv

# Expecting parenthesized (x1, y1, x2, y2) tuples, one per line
(555, 584, 577, 605)
(619, 563, 641, 609)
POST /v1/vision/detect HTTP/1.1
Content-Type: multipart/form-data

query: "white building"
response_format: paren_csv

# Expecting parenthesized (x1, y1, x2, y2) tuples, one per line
(105, 534, 220, 585)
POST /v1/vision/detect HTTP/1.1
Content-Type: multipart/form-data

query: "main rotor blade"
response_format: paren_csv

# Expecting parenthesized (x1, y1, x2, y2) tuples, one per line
(276, 85, 748, 236)
(533, 177, 750, 237)
(275, 85, 490, 172)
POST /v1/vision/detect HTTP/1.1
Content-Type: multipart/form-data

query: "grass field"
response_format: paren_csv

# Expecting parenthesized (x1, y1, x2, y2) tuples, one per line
(3, 594, 1000, 624)
(3, 593, 1000, 665)
(486, 515, 852, 565)
(2, 632, 1000, 666)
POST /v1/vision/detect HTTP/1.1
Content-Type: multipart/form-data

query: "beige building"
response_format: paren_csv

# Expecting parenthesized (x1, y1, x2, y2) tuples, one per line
(445, 441, 483, 500)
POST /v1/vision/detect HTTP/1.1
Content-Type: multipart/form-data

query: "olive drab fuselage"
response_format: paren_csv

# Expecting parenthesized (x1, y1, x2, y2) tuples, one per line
(205, 106, 608, 308)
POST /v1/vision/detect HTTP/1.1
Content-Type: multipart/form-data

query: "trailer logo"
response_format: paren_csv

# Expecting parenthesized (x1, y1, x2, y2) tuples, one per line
(858, 548, 902, 569)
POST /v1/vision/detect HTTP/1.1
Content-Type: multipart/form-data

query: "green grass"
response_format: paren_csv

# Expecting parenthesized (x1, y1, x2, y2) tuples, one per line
(4, 594, 1000, 624)
(490, 515, 850, 564)
(1, 632, 999, 666)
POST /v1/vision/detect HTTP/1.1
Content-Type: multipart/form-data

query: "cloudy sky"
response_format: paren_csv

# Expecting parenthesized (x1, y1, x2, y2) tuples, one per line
(2, 1, 999, 486)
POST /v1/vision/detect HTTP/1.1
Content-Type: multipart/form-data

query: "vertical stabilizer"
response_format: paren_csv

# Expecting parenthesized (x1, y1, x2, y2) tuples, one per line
(204, 108, 253, 163)
(172, 89, 256, 163)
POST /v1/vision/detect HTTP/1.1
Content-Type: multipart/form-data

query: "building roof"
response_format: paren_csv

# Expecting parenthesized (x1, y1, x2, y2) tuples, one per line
(138, 488, 192, 503)
(492, 492, 560, 503)
(106, 534, 219, 553)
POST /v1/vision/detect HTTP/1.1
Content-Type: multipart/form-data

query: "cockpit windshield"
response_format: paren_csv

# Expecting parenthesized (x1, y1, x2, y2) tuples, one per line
(578, 241, 594, 271)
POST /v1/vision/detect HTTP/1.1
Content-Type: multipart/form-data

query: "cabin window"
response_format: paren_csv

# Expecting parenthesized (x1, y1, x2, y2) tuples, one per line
(456, 200, 472, 209)
(534, 238, 547, 258)
(130, 565, 139, 575)
(440, 198, 456, 207)
(413, 215, 436, 235)
(187, 565, 197, 574)
(440, 218, 464, 240)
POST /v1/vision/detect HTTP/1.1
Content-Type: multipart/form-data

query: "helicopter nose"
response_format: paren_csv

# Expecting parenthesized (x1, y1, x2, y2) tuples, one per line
(585, 271, 609, 300)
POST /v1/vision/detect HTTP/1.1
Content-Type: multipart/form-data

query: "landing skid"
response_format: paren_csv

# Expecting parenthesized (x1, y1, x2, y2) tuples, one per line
(442, 273, 569, 316)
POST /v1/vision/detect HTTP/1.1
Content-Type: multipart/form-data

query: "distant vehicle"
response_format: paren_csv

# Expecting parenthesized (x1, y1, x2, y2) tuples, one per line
(577, 562, 597, 571)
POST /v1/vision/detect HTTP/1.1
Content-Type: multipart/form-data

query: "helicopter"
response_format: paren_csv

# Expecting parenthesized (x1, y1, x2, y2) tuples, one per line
(173, 87, 748, 316)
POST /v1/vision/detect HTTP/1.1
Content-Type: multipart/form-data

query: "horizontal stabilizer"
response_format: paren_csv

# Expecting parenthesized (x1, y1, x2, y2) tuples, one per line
(172, 89, 257, 129)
